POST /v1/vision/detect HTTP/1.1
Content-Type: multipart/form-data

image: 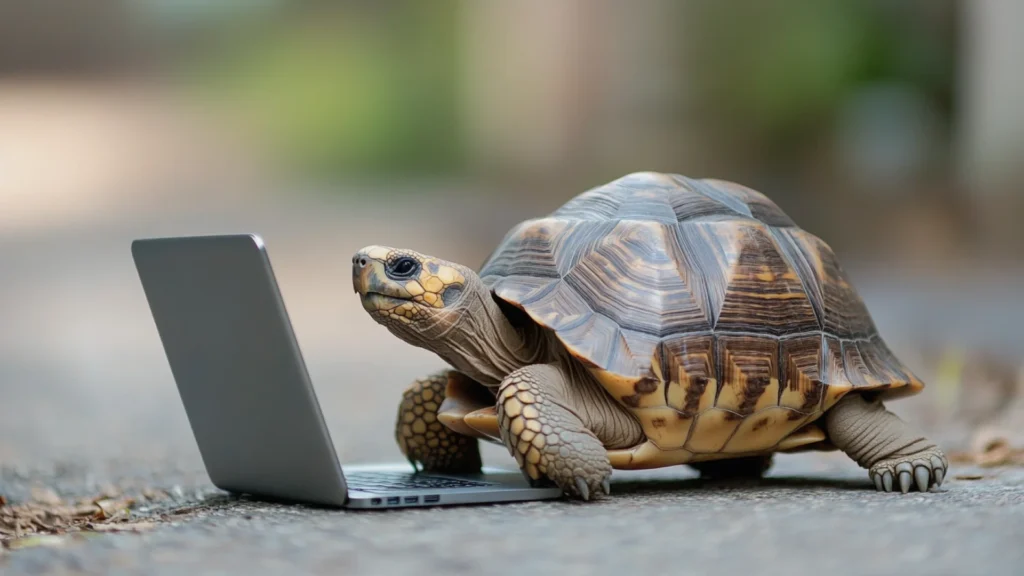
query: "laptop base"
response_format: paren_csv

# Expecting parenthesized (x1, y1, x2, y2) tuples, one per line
(340, 463, 563, 509)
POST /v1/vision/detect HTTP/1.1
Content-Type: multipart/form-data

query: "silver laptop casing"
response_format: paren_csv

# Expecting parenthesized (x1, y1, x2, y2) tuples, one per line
(131, 233, 562, 508)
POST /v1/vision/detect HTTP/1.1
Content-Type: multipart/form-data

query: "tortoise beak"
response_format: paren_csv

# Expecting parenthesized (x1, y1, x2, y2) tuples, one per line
(352, 250, 372, 293)
(352, 251, 371, 295)
(351, 246, 412, 300)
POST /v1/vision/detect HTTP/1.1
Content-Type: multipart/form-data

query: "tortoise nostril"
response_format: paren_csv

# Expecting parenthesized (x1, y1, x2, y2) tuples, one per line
(358, 257, 368, 267)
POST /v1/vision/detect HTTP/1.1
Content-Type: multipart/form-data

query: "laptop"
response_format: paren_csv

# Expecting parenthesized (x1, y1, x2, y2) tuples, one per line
(131, 233, 563, 509)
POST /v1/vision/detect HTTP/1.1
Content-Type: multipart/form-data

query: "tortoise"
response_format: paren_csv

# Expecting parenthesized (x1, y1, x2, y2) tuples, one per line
(352, 171, 948, 500)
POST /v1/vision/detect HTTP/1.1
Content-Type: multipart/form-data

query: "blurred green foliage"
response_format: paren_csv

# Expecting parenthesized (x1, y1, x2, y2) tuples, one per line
(693, 0, 955, 155)
(177, 0, 954, 183)
(190, 1, 462, 178)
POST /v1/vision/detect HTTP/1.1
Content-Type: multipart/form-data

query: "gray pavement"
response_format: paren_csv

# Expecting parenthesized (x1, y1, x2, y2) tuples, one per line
(2, 457, 1023, 576)
(2, 191, 1023, 575)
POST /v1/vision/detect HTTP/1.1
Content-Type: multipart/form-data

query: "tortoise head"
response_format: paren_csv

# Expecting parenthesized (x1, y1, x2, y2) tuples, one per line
(352, 245, 474, 342)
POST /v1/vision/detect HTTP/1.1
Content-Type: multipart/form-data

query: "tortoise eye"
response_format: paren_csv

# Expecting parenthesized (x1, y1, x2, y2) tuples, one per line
(388, 257, 420, 278)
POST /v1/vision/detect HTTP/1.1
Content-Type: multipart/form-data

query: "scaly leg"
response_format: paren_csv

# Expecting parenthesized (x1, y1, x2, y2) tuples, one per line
(496, 363, 643, 501)
(826, 394, 948, 493)
(395, 371, 482, 474)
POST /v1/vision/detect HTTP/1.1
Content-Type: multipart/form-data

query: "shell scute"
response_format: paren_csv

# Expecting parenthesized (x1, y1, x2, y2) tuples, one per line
(715, 335, 780, 415)
(772, 227, 874, 338)
(701, 178, 796, 227)
(779, 335, 826, 413)
(661, 334, 716, 415)
(560, 220, 710, 337)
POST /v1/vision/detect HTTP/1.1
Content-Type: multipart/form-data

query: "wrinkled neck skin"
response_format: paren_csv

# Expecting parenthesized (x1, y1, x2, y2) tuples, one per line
(428, 275, 549, 387)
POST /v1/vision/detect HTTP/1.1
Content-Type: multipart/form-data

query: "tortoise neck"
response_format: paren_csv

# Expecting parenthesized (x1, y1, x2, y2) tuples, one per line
(434, 276, 548, 386)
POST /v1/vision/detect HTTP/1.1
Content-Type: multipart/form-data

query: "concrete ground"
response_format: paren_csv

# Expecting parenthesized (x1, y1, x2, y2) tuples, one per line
(1, 456, 1022, 576)
(2, 184, 1023, 575)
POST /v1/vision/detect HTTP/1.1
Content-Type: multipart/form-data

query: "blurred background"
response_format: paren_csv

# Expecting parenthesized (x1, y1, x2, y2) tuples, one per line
(0, 0, 1021, 475)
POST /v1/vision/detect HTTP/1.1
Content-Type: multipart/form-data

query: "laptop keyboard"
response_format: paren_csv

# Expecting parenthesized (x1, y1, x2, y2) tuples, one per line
(345, 471, 494, 492)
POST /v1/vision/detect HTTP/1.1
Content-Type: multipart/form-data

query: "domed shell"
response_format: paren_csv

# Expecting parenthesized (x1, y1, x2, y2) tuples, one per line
(479, 172, 924, 468)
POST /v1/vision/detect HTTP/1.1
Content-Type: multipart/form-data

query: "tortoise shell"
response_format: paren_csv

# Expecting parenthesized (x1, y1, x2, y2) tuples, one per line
(476, 172, 924, 469)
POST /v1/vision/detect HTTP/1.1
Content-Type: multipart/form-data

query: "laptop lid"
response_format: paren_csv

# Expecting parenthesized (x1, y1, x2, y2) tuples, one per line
(131, 234, 349, 507)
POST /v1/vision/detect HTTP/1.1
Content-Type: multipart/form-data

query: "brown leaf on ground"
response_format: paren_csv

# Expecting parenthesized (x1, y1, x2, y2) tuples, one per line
(948, 435, 1024, 468)
(72, 503, 102, 517)
(954, 474, 985, 481)
(95, 498, 135, 520)
(1, 489, 151, 545)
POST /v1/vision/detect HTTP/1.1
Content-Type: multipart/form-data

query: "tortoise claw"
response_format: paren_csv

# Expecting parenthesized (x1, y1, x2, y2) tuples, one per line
(896, 462, 914, 493)
(869, 448, 948, 494)
(575, 478, 590, 501)
(914, 466, 931, 492)
(931, 455, 946, 487)
(898, 471, 912, 493)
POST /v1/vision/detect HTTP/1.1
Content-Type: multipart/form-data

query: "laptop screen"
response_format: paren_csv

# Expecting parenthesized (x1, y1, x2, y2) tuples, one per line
(131, 234, 348, 506)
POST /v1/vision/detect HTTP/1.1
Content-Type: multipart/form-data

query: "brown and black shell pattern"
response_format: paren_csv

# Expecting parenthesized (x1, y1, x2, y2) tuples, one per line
(478, 172, 924, 469)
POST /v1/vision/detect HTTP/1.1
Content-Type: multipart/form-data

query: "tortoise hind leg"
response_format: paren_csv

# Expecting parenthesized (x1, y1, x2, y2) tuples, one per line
(395, 371, 482, 474)
(825, 394, 948, 493)
(688, 454, 774, 479)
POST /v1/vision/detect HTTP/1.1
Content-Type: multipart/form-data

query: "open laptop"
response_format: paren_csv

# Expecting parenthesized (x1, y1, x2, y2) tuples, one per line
(131, 233, 562, 509)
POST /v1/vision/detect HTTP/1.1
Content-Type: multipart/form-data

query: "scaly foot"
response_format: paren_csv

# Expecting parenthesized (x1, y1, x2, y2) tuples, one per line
(395, 371, 482, 474)
(869, 448, 948, 493)
(825, 394, 949, 494)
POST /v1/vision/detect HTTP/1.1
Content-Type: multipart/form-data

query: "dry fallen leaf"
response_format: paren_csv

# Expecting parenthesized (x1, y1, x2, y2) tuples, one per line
(95, 498, 135, 520)
(955, 474, 985, 481)
(948, 434, 1024, 468)
(1, 489, 157, 545)
(974, 437, 1024, 467)
(72, 504, 100, 517)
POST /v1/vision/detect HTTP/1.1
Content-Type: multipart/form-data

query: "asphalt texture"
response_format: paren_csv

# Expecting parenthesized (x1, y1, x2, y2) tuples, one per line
(2, 457, 1023, 576)
(2, 192, 1023, 575)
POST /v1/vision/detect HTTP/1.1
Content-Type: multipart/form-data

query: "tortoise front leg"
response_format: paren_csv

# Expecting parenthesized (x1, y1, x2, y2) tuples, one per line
(496, 364, 619, 501)
(826, 394, 948, 493)
(395, 371, 482, 474)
